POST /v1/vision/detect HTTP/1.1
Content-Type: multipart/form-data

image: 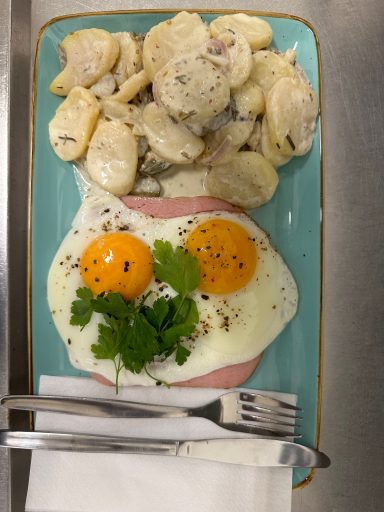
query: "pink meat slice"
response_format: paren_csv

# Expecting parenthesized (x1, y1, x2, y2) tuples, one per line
(91, 354, 262, 389)
(120, 195, 241, 218)
(174, 354, 262, 387)
(93, 195, 262, 388)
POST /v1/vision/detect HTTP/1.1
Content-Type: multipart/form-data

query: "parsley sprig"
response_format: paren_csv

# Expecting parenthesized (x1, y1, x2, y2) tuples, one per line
(70, 240, 200, 393)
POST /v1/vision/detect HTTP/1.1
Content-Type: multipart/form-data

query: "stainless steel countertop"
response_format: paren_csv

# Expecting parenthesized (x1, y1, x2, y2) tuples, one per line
(1, 0, 384, 510)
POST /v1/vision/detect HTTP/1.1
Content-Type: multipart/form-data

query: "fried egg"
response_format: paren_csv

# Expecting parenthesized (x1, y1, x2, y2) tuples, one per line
(47, 194, 298, 385)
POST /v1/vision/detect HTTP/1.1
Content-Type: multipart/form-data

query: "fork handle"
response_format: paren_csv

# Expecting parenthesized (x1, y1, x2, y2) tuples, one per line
(0, 395, 190, 419)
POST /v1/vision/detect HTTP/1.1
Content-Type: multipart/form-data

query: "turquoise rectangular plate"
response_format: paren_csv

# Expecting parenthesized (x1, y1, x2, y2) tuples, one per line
(31, 10, 322, 488)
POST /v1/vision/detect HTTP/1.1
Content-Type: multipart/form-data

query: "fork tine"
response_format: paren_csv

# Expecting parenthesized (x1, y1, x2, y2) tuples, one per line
(237, 410, 301, 428)
(238, 400, 302, 420)
(235, 421, 302, 438)
(239, 391, 302, 411)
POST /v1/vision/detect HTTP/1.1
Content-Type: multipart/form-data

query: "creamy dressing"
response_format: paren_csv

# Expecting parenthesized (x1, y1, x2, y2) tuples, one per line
(158, 163, 209, 197)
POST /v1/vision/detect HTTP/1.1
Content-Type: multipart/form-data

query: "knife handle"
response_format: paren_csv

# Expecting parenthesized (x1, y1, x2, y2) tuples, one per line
(0, 430, 179, 456)
(0, 395, 189, 418)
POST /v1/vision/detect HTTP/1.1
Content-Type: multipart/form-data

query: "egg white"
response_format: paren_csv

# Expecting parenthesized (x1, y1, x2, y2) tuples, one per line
(47, 193, 298, 385)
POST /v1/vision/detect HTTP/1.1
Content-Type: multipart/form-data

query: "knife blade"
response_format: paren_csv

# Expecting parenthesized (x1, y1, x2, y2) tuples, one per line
(0, 431, 330, 468)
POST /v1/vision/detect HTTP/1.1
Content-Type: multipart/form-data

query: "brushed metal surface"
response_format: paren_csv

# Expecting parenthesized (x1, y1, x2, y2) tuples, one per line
(2, 0, 384, 510)
(1, 1, 33, 511)
(0, 0, 11, 510)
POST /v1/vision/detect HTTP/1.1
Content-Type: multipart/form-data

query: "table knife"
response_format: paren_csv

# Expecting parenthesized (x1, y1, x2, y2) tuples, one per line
(0, 430, 330, 468)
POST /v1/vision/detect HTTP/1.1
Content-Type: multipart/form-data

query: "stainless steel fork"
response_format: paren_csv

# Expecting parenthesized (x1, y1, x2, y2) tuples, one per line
(1, 391, 301, 438)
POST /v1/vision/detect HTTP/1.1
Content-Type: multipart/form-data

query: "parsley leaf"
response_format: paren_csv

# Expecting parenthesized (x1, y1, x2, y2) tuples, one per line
(91, 323, 120, 361)
(175, 344, 191, 366)
(162, 323, 196, 348)
(70, 240, 201, 391)
(91, 320, 126, 394)
(153, 240, 200, 296)
(91, 292, 135, 319)
(143, 296, 169, 330)
(70, 287, 93, 329)
(120, 314, 159, 374)
(170, 295, 199, 325)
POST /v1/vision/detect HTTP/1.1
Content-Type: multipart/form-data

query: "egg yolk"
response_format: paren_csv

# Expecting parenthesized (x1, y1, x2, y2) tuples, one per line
(186, 219, 257, 294)
(80, 232, 153, 300)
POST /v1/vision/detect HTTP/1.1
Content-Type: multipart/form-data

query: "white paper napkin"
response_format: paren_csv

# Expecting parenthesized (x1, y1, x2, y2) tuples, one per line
(25, 376, 295, 512)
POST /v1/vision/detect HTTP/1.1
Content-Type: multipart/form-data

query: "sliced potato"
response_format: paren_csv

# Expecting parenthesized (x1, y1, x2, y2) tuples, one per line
(49, 86, 100, 161)
(90, 72, 116, 97)
(86, 120, 138, 196)
(143, 11, 210, 81)
(210, 14, 272, 51)
(234, 80, 265, 117)
(266, 77, 319, 156)
(250, 50, 296, 94)
(100, 98, 145, 135)
(112, 32, 142, 86)
(153, 51, 230, 125)
(202, 122, 251, 165)
(142, 102, 205, 164)
(204, 102, 233, 132)
(201, 81, 265, 164)
(260, 116, 292, 168)
(200, 135, 242, 165)
(205, 151, 279, 209)
(216, 30, 252, 89)
(246, 119, 262, 152)
(99, 98, 142, 126)
(108, 69, 150, 103)
(49, 29, 119, 96)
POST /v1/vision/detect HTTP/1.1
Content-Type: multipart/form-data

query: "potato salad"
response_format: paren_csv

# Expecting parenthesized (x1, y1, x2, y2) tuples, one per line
(48, 11, 319, 209)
